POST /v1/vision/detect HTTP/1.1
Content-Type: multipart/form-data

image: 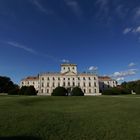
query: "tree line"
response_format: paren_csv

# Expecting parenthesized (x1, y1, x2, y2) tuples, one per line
(0, 76, 37, 95)
(102, 80, 140, 95)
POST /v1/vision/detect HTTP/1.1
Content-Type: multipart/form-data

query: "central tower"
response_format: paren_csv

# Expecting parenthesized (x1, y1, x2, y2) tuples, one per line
(60, 64, 77, 74)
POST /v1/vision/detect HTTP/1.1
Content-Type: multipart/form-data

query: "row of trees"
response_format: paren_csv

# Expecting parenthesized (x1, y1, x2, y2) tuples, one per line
(52, 87, 84, 96)
(121, 80, 140, 94)
(0, 76, 37, 95)
(102, 80, 140, 95)
(102, 87, 131, 95)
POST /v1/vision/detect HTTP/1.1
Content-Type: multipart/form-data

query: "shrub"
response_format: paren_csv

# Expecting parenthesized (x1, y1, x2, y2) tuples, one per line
(19, 86, 37, 95)
(8, 88, 19, 95)
(52, 87, 68, 96)
(71, 87, 84, 96)
(102, 87, 131, 95)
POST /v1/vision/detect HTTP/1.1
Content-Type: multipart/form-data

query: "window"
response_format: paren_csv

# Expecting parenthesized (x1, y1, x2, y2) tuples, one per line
(84, 89, 86, 93)
(89, 89, 91, 93)
(63, 67, 65, 70)
(33, 82, 35, 85)
(73, 67, 75, 70)
(53, 82, 55, 87)
(95, 89, 96, 93)
(53, 77, 55, 81)
(58, 83, 60, 87)
(94, 82, 97, 87)
(89, 77, 91, 80)
(73, 82, 75, 86)
(63, 78, 65, 80)
(94, 77, 96, 80)
(47, 77, 50, 81)
(28, 82, 29, 85)
(47, 89, 49, 93)
(78, 77, 80, 80)
(22, 82, 24, 85)
(58, 77, 60, 80)
(41, 89, 44, 93)
(83, 77, 86, 80)
(89, 83, 91, 87)
(68, 78, 70, 80)
(42, 83, 44, 87)
(47, 83, 49, 87)
(42, 77, 44, 80)
(83, 82, 86, 87)
(63, 82, 65, 86)
(68, 82, 70, 86)
(73, 78, 75, 81)
(78, 83, 80, 87)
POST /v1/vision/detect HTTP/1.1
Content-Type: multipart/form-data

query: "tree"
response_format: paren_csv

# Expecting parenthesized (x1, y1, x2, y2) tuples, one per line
(8, 85, 20, 95)
(52, 87, 68, 96)
(102, 87, 130, 95)
(25, 86, 37, 95)
(19, 86, 37, 95)
(19, 86, 27, 95)
(71, 87, 84, 96)
(0, 76, 19, 94)
(121, 80, 140, 94)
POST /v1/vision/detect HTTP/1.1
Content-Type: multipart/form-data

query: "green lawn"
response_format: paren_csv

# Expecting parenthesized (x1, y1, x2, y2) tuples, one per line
(0, 95, 140, 140)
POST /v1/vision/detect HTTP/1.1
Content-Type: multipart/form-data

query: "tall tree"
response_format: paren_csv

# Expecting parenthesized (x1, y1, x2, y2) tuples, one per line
(0, 76, 18, 94)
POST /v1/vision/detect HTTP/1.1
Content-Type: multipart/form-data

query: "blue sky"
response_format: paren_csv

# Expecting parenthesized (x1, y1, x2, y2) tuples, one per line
(0, 0, 140, 84)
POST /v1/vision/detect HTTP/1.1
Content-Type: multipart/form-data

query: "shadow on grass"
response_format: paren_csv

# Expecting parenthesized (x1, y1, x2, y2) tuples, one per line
(0, 136, 41, 140)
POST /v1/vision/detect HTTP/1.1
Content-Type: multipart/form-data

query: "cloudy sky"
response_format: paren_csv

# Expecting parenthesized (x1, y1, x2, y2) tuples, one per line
(0, 0, 140, 83)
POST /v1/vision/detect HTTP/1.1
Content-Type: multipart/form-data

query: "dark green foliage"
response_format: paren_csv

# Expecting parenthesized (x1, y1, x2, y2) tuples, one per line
(102, 87, 131, 95)
(19, 86, 28, 95)
(8, 85, 20, 95)
(121, 80, 140, 94)
(0, 76, 19, 94)
(52, 87, 68, 96)
(71, 87, 84, 96)
(19, 86, 37, 95)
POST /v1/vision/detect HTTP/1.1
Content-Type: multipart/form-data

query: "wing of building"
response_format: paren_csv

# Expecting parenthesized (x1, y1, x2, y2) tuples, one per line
(98, 76, 117, 92)
(20, 64, 117, 96)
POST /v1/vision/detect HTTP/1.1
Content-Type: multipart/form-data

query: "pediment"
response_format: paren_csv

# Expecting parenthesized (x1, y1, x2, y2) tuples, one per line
(62, 71, 76, 76)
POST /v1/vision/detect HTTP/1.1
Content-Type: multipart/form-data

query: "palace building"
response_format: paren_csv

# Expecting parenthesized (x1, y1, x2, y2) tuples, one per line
(20, 64, 117, 96)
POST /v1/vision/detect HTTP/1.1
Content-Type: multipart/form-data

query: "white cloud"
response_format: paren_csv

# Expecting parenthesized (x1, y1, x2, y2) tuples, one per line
(61, 59, 70, 63)
(7, 41, 37, 54)
(123, 26, 140, 35)
(31, 0, 53, 15)
(128, 62, 136, 67)
(64, 0, 82, 18)
(116, 77, 124, 81)
(112, 69, 138, 78)
(123, 28, 132, 34)
(88, 66, 98, 71)
(5, 41, 62, 62)
(132, 26, 140, 34)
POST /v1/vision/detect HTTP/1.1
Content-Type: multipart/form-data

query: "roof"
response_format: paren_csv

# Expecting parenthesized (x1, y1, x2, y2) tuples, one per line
(22, 76, 39, 81)
(61, 63, 77, 66)
(98, 76, 114, 81)
(40, 72, 97, 76)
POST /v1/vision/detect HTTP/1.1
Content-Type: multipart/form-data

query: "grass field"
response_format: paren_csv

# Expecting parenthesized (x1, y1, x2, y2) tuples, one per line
(0, 95, 140, 140)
